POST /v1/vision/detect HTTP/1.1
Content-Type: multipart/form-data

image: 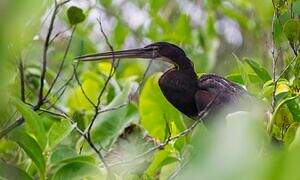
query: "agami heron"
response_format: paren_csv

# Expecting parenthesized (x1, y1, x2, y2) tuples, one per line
(75, 42, 250, 123)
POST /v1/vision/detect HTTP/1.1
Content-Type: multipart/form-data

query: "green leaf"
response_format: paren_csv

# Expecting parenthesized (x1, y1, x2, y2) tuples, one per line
(9, 129, 45, 175)
(244, 58, 272, 82)
(290, 126, 300, 150)
(272, 0, 290, 14)
(226, 73, 261, 85)
(0, 160, 33, 180)
(286, 98, 300, 122)
(67, 71, 104, 111)
(91, 82, 135, 148)
(283, 19, 300, 43)
(11, 97, 46, 149)
(59, 155, 96, 165)
(145, 149, 178, 177)
(52, 162, 103, 180)
(48, 119, 75, 148)
(139, 74, 185, 141)
(284, 123, 299, 145)
(106, 125, 154, 175)
(50, 147, 77, 165)
(67, 6, 86, 25)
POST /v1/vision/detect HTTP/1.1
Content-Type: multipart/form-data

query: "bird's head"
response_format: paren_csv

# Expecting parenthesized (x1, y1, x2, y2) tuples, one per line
(75, 42, 192, 68)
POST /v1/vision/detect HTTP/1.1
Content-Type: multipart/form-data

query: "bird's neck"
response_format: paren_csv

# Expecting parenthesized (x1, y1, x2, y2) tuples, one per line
(176, 56, 198, 80)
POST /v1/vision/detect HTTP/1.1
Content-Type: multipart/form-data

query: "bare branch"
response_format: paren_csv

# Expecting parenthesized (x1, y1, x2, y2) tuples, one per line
(0, 0, 72, 139)
(271, 12, 278, 113)
(109, 94, 217, 167)
(49, 27, 72, 44)
(18, 59, 26, 103)
(73, 63, 97, 108)
(0, 117, 24, 139)
(44, 26, 76, 100)
(37, 0, 71, 107)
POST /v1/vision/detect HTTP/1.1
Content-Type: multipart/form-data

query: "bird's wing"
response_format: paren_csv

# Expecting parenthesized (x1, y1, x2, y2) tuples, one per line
(194, 89, 216, 116)
(194, 74, 250, 119)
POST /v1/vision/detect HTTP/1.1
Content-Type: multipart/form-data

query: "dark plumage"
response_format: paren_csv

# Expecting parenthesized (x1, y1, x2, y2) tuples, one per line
(75, 42, 251, 123)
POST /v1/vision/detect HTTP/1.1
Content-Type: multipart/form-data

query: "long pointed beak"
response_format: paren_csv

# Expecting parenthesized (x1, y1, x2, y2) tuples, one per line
(74, 46, 161, 62)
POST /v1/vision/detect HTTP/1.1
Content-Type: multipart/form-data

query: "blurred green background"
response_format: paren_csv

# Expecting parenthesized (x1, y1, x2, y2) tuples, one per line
(1, 0, 300, 179)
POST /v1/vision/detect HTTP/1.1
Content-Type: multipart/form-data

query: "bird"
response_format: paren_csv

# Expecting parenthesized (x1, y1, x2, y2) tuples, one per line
(75, 42, 251, 123)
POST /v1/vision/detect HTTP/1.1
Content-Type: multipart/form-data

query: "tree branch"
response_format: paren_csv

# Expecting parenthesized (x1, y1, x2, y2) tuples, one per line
(109, 94, 217, 167)
(44, 26, 76, 100)
(18, 59, 26, 103)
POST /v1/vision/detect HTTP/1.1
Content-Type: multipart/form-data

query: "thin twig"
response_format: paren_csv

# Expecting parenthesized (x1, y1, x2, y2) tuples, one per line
(73, 63, 97, 108)
(19, 59, 26, 103)
(37, 0, 71, 107)
(0, 118, 24, 139)
(137, 60, 153, 93)
(44, 26, 76, 100)
(109, 94, 217, 167)
(275, 55, 298, 83)
(0, 0, 71, 139)
(271, 12, 278, 113)
(49, 27, 72, 44)
(86, 18, 120, 140)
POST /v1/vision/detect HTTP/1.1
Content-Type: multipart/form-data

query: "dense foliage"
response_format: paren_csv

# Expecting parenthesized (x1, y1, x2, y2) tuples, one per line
(1, 0, 300, 179)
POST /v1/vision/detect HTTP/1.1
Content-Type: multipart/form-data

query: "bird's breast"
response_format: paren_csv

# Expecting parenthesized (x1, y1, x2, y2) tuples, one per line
(158, 70, 198, 117)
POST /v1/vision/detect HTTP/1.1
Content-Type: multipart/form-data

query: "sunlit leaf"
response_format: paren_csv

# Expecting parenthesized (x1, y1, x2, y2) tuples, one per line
(286, 98, 300, 122)
(50, 147, 78, 165)
(289, 126, 300, 150)
(106, 125, 154, 175)
(67, 6, 86, 25)
(52, 162, 103, 180)
(91, 82, 136, 148)
(48, 119, 75, 148)
(140, 74, 185, 141)
(59, 155, 96, 165)
(244, 58, 271, 82)
(283, 19, 300, 43)
(226, 73, 261, 85)
(11, 97, 46, 149)
(97, 62, 114, 76)
(0, 161, 33, 180)
(145, 148, 178, 177)
(284, 122, 299, 145)
(9, 129, 45, 175)
(67, 72, 104, 111)
(272, 0, 290, 14)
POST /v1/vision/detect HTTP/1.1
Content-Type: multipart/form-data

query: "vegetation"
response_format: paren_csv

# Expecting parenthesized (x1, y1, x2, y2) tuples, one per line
(1, 0, 300, 179)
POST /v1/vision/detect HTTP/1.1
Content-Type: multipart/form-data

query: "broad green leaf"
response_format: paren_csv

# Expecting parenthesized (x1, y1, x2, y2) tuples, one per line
(244, 58, 271, 82)
(106, 125, 154, 175)
(113, 22, 129, 48)
(91, 82, 135, 148)
(97, 62, 114, 76)
(290, 126, 300, 150)
(172, 14, 192, 43)
(48, 119, 75, 148)
(145, 148, 178, 177)
(284, 123, 299, 145)
(50, 147, 78, 165)
(52, 162, 103, 180)
(67, 6, 86, 25)
(9, 129, 45, 175)
(283, 19, 300, 43)
(226, 73, 261, 85)
(0, 161, 33, 180)
(59, 155, 96, 165)
(11, 97, 46, 149)
(140, 74, 185, 141)
(272, 0, 290, 14)
(67, 72, 104, 111)
(286, 98, 300, 122)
